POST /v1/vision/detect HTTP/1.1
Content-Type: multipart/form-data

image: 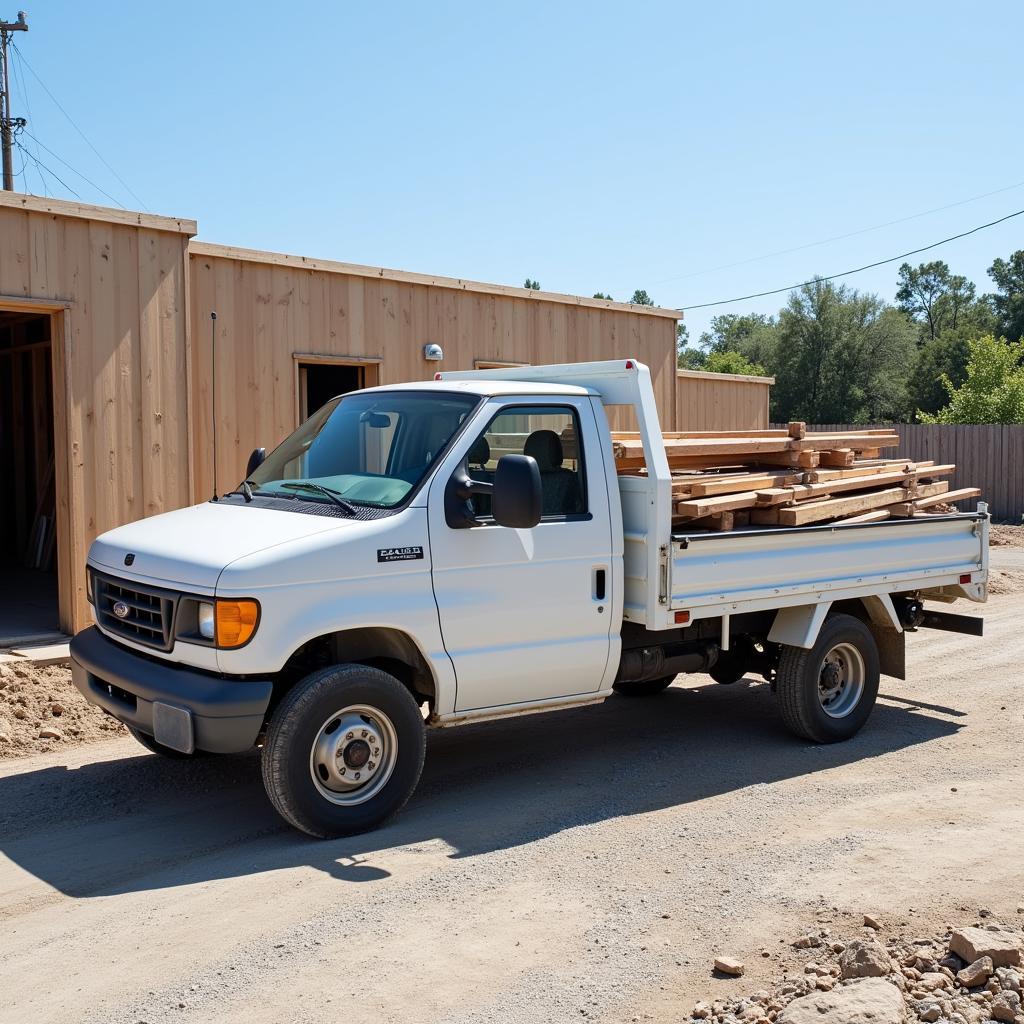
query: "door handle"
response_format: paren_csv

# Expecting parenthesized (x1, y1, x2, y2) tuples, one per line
(593, 567, 607, 601)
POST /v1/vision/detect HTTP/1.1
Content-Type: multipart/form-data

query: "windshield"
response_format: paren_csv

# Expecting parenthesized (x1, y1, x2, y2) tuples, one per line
(247, 390, 479, 509)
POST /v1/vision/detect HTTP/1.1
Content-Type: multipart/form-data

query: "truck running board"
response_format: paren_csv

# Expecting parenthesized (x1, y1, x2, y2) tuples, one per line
(918, 610, 984, 637)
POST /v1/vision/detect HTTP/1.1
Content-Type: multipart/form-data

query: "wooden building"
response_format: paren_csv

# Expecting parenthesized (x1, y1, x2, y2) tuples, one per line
(0, 191, 768, 637)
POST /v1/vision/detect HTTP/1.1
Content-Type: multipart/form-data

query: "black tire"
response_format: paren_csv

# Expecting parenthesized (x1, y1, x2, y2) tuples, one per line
(127, 725, 207, 759)
(612, 675, 676, 697)
(775, 613, 880, 743)
(261, 664, 425, 838)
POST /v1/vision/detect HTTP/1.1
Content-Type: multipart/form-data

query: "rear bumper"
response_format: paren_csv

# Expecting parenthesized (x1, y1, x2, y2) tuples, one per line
(69, 626, 273, 753)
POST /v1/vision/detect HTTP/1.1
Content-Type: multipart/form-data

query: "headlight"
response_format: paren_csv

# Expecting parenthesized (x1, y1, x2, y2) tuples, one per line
(198, 602, 215, 639)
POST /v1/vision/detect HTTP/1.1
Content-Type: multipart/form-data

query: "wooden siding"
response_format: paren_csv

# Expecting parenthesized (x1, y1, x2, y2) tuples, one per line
(675, 370, 773, 431)
(778, 423, 1024, 521)
(188, 247, 679, 499)
(0, 194, 194, 632)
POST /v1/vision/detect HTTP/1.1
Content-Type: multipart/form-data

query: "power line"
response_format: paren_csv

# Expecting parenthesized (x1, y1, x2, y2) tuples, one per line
(676, 207, 1024, 312)
(15, 138, 81, 199)
(21, 128, 125, 207)
(654, 178, 1024, 287)
(11, 41, 148, 210)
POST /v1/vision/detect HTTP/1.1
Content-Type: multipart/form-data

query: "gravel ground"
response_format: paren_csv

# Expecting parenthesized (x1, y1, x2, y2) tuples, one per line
(0, 551, 1020, 1024)
(0, 660, 125, 757)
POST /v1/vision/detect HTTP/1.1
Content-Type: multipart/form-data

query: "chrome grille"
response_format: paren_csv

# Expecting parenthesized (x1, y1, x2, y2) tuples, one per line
(93, 572, 178, 651)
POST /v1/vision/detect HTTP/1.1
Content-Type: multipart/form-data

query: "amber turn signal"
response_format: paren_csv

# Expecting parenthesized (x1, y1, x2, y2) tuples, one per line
(214, 599, 260, 648)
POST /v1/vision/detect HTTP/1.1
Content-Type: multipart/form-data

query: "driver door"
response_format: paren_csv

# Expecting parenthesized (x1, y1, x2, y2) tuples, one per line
(427, 399, 614, 712)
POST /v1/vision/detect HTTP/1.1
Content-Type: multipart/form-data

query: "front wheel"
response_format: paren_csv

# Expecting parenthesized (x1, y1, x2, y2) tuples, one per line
(261, 664, 426, 838)
(775, 614, 880, 743)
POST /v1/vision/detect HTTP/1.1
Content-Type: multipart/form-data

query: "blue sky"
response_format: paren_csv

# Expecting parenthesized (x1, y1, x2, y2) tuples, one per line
(7, 1, 1024, 341)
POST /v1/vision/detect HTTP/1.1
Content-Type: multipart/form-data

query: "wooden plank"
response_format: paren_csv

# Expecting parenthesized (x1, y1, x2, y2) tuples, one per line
(818, 449, 855, 467)
(889, 486, 978, 515)
(613, 429, 789, 440)
(790, 432, 900, 452)
(615, 436, 793, 458)
(787, 421, 806, 438)
(756, 468, 916, 505)
(674, 490, 762, 518)
(774, 487, 910, 526)
(687, 471, 802, 496)
(834, 509, 891, 525)
(807, 462, 914, 483)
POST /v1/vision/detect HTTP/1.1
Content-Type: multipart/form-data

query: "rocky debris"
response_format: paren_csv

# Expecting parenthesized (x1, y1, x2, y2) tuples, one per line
(839, 938, 894, 979)
(863, 914, 882, 930)
(777, 978, 904, 1024)
(0, 662, 125, 758)
(950, 926, 1023, 968)
(958, 955, 994, 988)
(714, 957, 746, 977)
(991, 989, 1022, 1022)
(688, 917, 1024, 1024)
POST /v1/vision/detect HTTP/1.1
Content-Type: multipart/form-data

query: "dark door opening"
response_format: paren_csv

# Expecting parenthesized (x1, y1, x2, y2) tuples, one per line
(0, 310, 61, 645)
(299, 361, 366, 421)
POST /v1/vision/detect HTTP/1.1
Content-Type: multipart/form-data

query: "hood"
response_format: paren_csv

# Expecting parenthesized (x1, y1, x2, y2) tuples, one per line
(89, 501, 355, 590)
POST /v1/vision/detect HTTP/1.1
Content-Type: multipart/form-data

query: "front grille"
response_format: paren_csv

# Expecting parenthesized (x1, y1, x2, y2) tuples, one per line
(93, 572, 178, 651)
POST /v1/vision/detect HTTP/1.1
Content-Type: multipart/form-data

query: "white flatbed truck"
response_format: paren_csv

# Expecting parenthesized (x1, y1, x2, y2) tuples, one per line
(70, 360, 988, 837)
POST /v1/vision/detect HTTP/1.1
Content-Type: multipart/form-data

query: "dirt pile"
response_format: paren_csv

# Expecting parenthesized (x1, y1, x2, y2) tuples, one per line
(691, 915, 1024, 1024)
(989, 524, 1024, 547)
(0, 660, 125, 758)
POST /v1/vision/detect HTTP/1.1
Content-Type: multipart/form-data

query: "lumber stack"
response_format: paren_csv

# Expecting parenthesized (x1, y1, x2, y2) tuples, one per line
(611, 423, 981, 532)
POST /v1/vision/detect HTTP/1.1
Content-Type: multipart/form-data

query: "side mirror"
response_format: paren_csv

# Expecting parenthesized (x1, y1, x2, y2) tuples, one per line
(246, 447, 267, 478)
(492, 455, 542, 529)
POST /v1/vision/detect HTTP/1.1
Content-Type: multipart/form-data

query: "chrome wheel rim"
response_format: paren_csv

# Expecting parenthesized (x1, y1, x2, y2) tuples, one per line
(309, 705, 398, 806)
(817, 642, 865, 719)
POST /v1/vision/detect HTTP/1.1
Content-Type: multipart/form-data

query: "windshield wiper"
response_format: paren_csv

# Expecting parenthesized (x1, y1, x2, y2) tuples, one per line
(280, 481, 358, 514)
(222, 479, 258, 502)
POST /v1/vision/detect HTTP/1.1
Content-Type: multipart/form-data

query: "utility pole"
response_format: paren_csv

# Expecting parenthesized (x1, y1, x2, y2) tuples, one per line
(0, 10, 28, 191)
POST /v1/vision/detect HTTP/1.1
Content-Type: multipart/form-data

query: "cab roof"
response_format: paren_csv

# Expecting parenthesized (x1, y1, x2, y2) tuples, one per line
(360, 379, 597, 398)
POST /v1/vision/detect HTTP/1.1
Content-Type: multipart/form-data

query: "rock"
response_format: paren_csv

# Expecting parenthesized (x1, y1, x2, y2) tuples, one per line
(13, 707, 27, 719)
(38, 726, 63, 740)
(864, 914, 883, 930)
(949, 927, 1022, 968)
(692, 1001, 711, 1019)
(715, 957, 746, 977)
(831, 942, 846, 954)
(919, 972, 949, 991)
(792, 935, 820, 950)
(957, 956, 994, 988)
(777, 978, 905, 1024)
(991, 990, 1021, 1022)
(996, 967, 1022, 992)
(916, 1003, 941, 1022)
(839, 939, 894, 979)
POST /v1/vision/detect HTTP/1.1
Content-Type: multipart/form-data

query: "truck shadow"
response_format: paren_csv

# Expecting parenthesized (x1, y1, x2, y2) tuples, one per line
(0, 679, 961, 899)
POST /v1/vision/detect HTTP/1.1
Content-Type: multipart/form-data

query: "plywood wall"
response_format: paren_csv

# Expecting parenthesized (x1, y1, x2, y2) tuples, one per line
(675, 370, 772, 431)
(0, 195, 195, 632)
(188, 245, 679, 498)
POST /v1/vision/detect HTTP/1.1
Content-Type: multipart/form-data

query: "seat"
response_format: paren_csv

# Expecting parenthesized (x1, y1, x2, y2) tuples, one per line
(468, 435, 493, 516)
(523, 429, 583, 516)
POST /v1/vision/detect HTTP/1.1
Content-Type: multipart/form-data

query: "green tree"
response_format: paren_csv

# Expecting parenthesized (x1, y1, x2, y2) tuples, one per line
(675, 322, 707, 369)
(592, 292, 613, 300)
(920, 334, 1024, 423)
(628, 289, 654, 306)
(895, 261, 990, 343)
(771, 280, 917, 423)
(986, 250, 1024, 341)
(698, 312, 779, 371)
(703, 350, 767, 376)
(524, 278, 541, 290)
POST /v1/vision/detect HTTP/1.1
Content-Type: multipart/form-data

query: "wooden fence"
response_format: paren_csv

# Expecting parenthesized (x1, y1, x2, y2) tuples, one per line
(775, 424, 1024, 521)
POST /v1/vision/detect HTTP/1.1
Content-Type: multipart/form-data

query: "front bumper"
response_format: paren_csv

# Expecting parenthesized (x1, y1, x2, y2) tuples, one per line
(70, 626, 273, 753)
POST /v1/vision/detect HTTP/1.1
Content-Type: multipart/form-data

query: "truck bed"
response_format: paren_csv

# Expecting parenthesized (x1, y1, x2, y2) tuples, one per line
(667, 513, 987, 622)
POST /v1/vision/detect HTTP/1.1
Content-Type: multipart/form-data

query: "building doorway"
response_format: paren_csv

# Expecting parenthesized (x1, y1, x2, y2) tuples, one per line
(0, 309, 61, 645)
(295, 356, 380, 423)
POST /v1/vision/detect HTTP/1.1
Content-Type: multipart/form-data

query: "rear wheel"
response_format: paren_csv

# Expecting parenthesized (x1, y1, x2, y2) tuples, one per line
(612, 675, 675, 697)
(775, 613, 879, 743)
(261, 664, 425, 838)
